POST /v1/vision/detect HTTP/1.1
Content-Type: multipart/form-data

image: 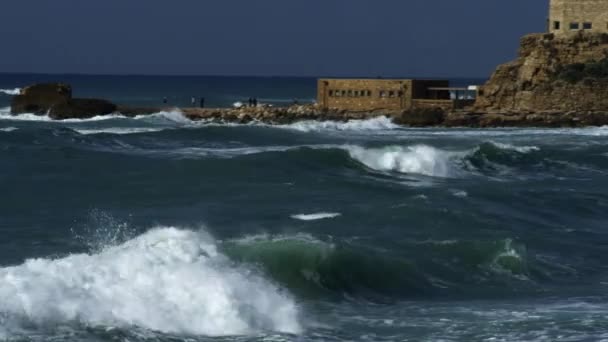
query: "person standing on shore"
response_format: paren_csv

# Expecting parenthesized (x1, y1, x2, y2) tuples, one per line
(200, 97, 205, 108)
(253, 98, 258, 107)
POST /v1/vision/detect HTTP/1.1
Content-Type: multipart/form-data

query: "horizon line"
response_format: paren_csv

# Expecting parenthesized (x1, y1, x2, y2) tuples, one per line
(0, 71, 488, 80)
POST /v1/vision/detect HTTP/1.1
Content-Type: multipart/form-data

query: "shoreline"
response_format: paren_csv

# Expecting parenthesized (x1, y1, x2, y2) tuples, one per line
(117, 104, 608, 128)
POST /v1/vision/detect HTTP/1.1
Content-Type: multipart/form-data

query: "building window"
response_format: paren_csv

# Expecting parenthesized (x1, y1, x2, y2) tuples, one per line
(398, 90, 404, 97)
(583, 22, 592, 30)
(335, 91, 342, 97)
(379, 91, 386, 98)
(347, 90, 353, 97)
(329, 90, 334, 97)
(389, 91, 395, 98)
(570, 22, 580, 30)
(366, 90, 372, 97)
(554, 21, 560, 30)
(354, 90, 360, 97)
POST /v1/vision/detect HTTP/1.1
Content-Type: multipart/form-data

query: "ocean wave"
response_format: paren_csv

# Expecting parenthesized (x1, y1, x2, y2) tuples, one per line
(0, 227, 301, 337)
(223, 234, 534, 299)
(0, 88, 21, 96)
(74, 127, 167, 135)
(283, 116, 399, 132)
(346, 145, 461, 178)
(290, 213, 342, 221)
(133, 109, 193, 124)
(0, 127, 17, 132)
(344, 141, 541, 178)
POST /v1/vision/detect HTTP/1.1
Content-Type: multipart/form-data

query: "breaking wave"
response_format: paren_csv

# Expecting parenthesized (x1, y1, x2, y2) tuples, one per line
(0, 227, 301, 337)
(0, 88, 21, 96)
(283, 116, 399, 132)
(346, 145, 461, 178)
(291, 213, 342, 221)
(344, 141, 541, 178)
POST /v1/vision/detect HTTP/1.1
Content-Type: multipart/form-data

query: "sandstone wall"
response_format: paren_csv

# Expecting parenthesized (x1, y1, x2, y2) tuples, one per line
(475, 32, 608, 113)
(550, 0, 608, 35)
(317, 79, 412, 111)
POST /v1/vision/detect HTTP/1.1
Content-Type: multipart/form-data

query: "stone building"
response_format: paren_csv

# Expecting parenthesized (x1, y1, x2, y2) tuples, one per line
(549, 0, 608, 35)
(317, 78, 474, 112)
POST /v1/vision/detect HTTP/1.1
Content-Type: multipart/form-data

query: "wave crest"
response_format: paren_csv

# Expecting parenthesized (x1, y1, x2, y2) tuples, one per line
(0, 227, 301, 337)
(0, 88, 21, 96)
(346, 145, 460, 178)
(284, 116, 399, 132)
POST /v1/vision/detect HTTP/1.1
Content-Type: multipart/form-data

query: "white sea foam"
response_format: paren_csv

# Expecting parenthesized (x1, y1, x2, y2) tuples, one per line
(0, 127, 17, 132)
(134, 109, 192, 124)
(346, 145, 460, 178)
(75, 127, 166, 135)
(488, 141, 540, 153)
(284, 116, 399, 132)
(0, 88, 21, 96)
(290, 213, 342, 221)
(0, 227, 301, 337)
(0, 111, 127, 123)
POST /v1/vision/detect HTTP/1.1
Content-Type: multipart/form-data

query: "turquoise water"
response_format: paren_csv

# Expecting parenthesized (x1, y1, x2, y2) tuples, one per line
(0, 75, 607, 341)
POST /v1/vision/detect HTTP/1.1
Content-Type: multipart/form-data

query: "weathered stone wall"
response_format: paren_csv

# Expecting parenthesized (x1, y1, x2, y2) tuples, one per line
(475, 32, 608, 112)
(550, 0, 608, 35)
(317, 79, 412, 111)
(317, 79, 450, 112)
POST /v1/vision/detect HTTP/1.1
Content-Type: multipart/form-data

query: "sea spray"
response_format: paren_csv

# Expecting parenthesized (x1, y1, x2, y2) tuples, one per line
(0, 88, 21, 96)
(283, 116, 399, 132)
(0, 227, 301, 337)
(346, 145, 459, 177)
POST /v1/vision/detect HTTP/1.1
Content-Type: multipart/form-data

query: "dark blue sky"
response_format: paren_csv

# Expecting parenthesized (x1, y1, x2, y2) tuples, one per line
(1, 0, 548, 77)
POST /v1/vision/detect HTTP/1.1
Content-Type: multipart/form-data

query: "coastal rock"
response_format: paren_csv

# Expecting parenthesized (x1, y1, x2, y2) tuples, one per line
(11, 83, 72, 115)
(49, 99, 117, 120)
(476, 32, 608, 113)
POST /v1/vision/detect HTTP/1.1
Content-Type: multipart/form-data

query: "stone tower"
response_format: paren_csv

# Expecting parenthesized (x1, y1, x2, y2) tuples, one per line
(549, 0, 608, 34)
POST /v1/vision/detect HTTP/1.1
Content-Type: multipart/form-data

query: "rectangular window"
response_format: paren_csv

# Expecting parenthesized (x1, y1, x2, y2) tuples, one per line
(328, 90, 334, 97)
(347, 90, 353, 97)
(379, 91, 386, 98)
(367, 90, 372, 97)
(389, 91, 395, 98)
(335, 91, 342, 97)
(570, 22, 580, 30)
(583, 22, 592, 29)
(554, 21, 560, 30)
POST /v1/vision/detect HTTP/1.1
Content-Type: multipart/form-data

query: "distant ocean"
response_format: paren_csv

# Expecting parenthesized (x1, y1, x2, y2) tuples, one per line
(1, 73, 608, 342)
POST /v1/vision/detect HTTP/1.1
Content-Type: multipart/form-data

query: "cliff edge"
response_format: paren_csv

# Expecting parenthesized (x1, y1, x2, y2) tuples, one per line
(475, 32, 608, 113)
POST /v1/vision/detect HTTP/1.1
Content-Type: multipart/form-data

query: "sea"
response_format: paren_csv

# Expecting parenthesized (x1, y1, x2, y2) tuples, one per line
(0, 74, 607, 342)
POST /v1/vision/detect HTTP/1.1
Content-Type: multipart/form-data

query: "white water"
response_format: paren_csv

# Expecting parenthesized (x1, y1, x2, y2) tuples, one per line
(75, 127, 167, 135)
(283, 116, 399, 132)
(0, 88, 21, 96)
(0, 227, 301, 337)
(291, 213, 342, 221)
(346, 145, 460, 178)
(0, 127, 17, 132)
(488, 141, 540, 153)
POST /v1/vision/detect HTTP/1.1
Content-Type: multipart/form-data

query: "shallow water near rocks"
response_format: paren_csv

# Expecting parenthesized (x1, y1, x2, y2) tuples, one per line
(1, 77, 608, 341)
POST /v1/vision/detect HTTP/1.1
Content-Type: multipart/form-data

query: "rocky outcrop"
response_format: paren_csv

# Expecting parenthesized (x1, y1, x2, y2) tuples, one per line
(181, 105, 382, 124)
(475, 32, 608, 113)
(11, 83, 72, 115)
(10, 83, 117, 119)
(49, 99, 117, 120)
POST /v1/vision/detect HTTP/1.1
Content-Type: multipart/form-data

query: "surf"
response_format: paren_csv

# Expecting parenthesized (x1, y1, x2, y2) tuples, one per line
(0, 227, 301, 337)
